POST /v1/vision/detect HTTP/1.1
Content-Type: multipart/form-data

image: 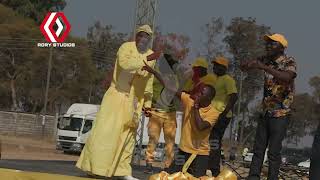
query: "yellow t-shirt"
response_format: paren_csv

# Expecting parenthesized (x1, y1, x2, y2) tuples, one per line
(212, 74, 237, 118)
(179, 92, 220, 155)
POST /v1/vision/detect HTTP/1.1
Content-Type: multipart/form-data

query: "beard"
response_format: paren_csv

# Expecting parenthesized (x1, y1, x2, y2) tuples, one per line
(136, 37, 150, 53)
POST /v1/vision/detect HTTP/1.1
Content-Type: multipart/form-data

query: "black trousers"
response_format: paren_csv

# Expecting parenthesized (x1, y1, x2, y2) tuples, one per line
(207, 117, 231, 176)
(248, 115, 289, 180)
(169, 149, 208, 177)
(309, 122, 320, 180)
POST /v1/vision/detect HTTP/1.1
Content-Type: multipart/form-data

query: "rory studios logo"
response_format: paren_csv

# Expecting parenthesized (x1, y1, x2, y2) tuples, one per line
(38, 12, 75, 48)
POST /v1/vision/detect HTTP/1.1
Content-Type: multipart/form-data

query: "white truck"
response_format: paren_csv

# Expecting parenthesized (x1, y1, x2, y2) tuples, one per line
(56, 103, 183, 155)
(56, 103, 100, 153)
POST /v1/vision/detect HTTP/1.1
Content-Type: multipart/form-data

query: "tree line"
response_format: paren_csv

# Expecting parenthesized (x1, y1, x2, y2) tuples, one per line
(0, 1, 319, 147)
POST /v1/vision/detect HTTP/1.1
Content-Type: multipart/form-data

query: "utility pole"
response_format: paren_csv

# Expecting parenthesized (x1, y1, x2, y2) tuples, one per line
(41, 2, 62, 138)
(132, 0, 159, 165)
(235, 71, 243, 143)
(42, 47, 53, 138)
(229, 58, 244, 159)
(237, 52, 248, 147)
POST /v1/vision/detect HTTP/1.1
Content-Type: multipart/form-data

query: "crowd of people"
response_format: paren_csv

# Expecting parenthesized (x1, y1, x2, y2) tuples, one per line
(75, 24, 319, 180)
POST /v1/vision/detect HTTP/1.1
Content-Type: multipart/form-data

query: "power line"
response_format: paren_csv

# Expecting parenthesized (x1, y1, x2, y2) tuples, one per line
(0, 37, 43, 41)
(0, 46, 114, 56)
(0, 44, 116, 55)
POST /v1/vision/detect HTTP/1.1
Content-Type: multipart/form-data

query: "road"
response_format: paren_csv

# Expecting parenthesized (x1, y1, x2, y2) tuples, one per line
(0, 136, 309, 180)
(0, 159, 160, 179)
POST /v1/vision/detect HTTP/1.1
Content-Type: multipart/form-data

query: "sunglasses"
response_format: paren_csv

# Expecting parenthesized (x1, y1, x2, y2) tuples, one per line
(265, 40, 280, 47)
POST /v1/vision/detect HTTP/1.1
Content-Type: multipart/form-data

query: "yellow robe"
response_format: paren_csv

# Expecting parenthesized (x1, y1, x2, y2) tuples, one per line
(76, 41, 155, 177)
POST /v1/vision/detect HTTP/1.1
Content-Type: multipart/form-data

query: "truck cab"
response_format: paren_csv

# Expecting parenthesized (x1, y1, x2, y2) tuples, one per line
(56, 103, 100, 153)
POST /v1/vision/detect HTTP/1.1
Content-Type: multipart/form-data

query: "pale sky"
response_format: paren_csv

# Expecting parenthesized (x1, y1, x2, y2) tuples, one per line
(64, 0, 320, 94)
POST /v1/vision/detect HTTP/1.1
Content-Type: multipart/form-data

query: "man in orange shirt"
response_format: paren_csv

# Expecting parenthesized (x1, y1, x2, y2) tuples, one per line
(142, 63, 219, 177)
(241, 34, 296, 180)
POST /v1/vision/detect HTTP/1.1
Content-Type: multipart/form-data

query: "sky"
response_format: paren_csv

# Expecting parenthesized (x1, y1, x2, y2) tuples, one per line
(64, 0, 320, 94)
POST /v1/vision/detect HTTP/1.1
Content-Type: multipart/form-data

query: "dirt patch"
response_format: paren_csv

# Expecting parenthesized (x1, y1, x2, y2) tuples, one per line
(0, 135, 78, 161)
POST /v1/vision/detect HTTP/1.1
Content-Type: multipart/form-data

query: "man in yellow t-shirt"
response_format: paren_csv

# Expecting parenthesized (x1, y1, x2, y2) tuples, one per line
(208, 56, 238, 177)
(141, 63, 219, 177)
(172, 87, 219, 177)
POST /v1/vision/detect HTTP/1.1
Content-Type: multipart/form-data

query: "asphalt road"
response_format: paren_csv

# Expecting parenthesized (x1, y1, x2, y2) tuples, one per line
(0, 159, 159, 179)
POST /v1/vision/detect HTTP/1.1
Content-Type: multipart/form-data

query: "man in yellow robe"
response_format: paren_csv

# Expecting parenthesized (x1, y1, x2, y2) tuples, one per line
(76, 25, 161, 180)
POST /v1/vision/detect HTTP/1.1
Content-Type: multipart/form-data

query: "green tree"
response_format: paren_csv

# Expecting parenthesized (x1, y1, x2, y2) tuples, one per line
(288, 75, 320, 144)
(201, 17, 225, 62)
(47, 38, 96, 112)
(289, 93, 317, 145)
(0, 4, 40, 111)
(86, 21, 126, 102)
(0, 4, 98, 114)
(15, 38, 98, 114)
(0, 0, 66, 23)
(309, 76, 320, 103)
(224, 17, 271, 145)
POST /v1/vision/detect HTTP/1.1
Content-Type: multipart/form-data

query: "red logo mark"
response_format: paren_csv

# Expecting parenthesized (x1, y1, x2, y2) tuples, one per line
(40, 12, 71, 43)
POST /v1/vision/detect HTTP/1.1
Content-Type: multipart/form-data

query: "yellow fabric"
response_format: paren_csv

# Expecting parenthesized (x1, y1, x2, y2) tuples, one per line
(144, 69, 154, 108)
(183, 79, 194, 92)
(192, 57, 208, 68)
(76, 41, 155, 177)
(149, 153, 198, 180)
(148, 155, 237, 180)
(212, 56, 229, 69)
(200, 73, 217, 88)
(136, 24, 153, 35)
(182, 153, 197, 173)
(212, 74, 237, 118)
(146, 111, 177, 168)
(149, 171, 198, 180)
(264, 33, 288, 48)
(183, 74, 216, 92)
(0, 168, 95, 180)
(179, 92, 219, 155)
(215, 168, 238, 180)
(149, 169, 237, 180)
